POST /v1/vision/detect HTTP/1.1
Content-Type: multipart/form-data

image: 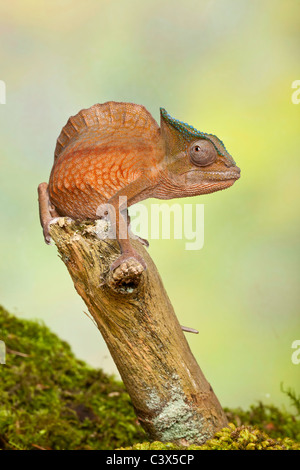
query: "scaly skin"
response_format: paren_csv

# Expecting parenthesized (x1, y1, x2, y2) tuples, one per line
(38, 101, 240, 270)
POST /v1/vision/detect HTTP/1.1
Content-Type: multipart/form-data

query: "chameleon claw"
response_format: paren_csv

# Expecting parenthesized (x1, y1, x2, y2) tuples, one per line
(139, 237, 149, 248)
(43, 217, 73, 245)
(127, 226, 149, 247)
(44, 230, 52, 245)
(43, 217, 62, 245)
(131, 234, 149, 247)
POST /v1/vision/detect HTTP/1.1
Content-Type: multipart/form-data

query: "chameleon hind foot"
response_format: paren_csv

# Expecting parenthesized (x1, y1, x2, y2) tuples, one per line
(38, 182, 60, 245)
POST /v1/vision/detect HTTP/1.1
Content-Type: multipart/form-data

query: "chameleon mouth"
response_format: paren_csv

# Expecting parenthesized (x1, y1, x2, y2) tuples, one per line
(183, 166, 241, 182)
(193, 178, 238, 195)
(206, 166, 241, 182)
(177, 166, 240, 196)
(204, 179, 237, 190)
(194, 167, 240, 194)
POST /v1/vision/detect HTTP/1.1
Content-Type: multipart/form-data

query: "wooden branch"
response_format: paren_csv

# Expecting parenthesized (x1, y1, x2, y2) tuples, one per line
(49, 218, 228, 446)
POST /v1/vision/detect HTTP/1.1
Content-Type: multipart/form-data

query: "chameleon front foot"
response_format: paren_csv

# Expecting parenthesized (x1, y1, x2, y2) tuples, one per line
(110, 251, 147, 272)
(108, 251, 146, 291)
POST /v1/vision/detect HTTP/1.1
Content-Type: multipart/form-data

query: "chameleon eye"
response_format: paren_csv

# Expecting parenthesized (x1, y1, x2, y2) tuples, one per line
(189, 140, 217, 167)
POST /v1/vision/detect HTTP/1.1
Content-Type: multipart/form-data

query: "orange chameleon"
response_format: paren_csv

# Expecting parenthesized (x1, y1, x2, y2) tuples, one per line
(38, 102, 240, 270)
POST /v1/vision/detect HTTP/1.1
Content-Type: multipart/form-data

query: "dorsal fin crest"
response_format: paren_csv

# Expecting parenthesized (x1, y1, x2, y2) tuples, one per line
(54, 102, 159, 161)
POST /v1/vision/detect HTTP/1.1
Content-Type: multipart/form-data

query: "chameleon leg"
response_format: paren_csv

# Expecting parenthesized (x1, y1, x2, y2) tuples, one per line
(127, 212, 149, 248)
(109, 205, 147, 272)
(97, 175, 155, 271)
(96, 200, 147, 271)
(37, 182, 60, 244)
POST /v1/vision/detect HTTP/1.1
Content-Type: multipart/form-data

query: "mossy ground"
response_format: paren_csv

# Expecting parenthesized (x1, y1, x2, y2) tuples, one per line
(0, 305, 299, 450)
(0, 305, 145, 450)
(120, 423, 299, 450)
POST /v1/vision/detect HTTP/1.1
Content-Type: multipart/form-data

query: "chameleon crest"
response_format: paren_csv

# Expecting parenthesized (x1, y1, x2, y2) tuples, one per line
(160, 107, 235, 166)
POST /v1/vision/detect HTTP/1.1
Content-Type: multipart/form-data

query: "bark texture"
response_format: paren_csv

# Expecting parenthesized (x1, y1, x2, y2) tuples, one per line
(49, 217, 228, 445)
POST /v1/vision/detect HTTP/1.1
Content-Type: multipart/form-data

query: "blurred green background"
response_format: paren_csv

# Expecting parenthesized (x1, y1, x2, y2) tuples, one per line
(0, 0, 299, 411)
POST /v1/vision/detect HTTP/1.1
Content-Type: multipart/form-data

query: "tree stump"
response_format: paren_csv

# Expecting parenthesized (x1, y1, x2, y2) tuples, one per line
(49, 217, 228, 446)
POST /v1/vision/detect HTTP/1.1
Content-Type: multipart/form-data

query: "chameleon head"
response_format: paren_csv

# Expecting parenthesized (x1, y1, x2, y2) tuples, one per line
(160, 108, 240, 196)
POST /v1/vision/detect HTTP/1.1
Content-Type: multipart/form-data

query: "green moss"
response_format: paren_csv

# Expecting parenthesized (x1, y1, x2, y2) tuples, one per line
(120, 424, 300, 450)
(0, 305, 146, 450)
(0, 305, 299, 450)
(225, 400, 300, 442)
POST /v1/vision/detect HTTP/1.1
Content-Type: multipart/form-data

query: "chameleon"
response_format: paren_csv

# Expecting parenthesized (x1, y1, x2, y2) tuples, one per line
(38, 101, 240, 271)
